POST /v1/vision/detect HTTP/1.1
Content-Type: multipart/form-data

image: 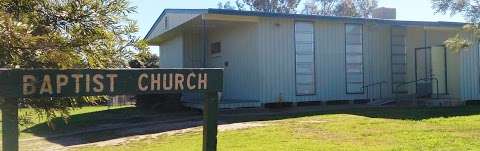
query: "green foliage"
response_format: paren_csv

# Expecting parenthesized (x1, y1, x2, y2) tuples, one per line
(130, 43, 159, 68)
(219, 0, 301, 13)
(303, 0, 378, 17)
(0, 0, 149, 127)
(444, 34, 471, 53)
(334, 0, 359, 17)
(432, 0, 480, 52)
(218, 0, 378, 17)
(354, 0, 377, 18)
(302, 0, 338, 15)
(218, 1, 237, 10)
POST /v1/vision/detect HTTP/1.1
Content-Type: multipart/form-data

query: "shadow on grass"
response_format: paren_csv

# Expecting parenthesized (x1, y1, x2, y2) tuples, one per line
(226, 106, 480, 124)
(22, 107, 157, 136)
(21, 106, 480, 147)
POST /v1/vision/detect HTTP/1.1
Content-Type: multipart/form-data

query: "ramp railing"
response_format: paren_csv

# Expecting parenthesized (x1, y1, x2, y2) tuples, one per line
(395, 76, 439, 99)
(363, 81, 388, 102)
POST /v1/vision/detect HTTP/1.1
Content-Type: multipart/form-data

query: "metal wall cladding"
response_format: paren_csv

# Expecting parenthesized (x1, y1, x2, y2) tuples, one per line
(425, 29, 459, 98)
(405, 27, 426, 94)
(204, 22, 261, 101)
(159, 36, 184, 68)
(460, 32, 479, 101)
(404, 28, 460, 98)
(257, 17, 393, 103)
(363, 23, 393, 99)
(183, 32, 204, 68)
(167, 14, 470, 104)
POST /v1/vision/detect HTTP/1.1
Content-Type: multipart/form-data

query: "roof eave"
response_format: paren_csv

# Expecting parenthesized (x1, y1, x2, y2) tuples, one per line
(143, 9, 208, 41)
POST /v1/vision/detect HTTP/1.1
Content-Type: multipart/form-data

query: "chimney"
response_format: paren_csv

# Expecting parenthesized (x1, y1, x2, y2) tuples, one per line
(372, 7, 396, 20)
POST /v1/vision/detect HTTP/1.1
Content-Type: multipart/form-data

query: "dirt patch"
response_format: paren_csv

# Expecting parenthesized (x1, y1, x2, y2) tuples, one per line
(218, 122, 266, 131)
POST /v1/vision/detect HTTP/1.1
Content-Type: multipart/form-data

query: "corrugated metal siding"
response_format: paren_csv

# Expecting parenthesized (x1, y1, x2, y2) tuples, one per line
(405, 27, 426, 94)
(363, 23, 392, 99)
(257, 18, 297, 102)
(460, 33, 479, 100)
(405, 28, 460, 96)
(159, 36, 183, 68)
(183, 32, 204, 68)
(426, 29, 459, 98)
(206, 22, 261, 102)
(257, 18, 393, 103)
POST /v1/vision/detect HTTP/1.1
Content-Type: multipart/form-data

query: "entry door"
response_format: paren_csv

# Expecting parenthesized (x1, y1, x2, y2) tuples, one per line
(415, 47, 432, 98)
(431, 46, 447, 94)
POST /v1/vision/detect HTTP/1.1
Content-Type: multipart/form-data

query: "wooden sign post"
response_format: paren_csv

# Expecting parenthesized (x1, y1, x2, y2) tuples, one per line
(0, 68, 223, 151)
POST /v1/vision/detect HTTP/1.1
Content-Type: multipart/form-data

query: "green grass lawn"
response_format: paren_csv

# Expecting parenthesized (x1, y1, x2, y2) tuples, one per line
(72, 107, 480, 151)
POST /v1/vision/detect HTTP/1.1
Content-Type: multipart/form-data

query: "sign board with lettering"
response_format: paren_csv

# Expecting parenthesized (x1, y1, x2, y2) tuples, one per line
(0, 68, 223, 98)
(0, 68, 222, 151)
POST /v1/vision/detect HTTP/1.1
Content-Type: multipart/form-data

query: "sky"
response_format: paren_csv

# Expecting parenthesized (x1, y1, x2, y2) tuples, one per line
(130, 0, 465, 54)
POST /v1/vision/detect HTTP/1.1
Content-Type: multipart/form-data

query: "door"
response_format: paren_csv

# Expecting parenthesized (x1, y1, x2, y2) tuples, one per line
(431, 46, 447, 94)
(415, 47, 432, 98)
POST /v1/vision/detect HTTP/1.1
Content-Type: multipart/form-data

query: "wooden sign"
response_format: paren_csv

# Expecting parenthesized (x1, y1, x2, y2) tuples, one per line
(0, 68, 222, 151)
(0, 68, 223, 98)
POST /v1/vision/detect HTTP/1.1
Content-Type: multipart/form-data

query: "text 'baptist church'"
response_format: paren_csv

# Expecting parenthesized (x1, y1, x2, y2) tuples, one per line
(21, 73, 209, 96)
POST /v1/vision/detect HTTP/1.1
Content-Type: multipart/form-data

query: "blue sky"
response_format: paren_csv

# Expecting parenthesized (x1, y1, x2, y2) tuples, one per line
(130, 0, 465, 53)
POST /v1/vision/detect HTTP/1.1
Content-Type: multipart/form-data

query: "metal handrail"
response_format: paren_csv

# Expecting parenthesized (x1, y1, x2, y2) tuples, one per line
(396, 77, 439, 98)
(363, 81, 387, 101)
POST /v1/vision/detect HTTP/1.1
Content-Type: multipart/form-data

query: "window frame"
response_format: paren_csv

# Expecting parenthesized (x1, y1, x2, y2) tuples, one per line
(210, 41, 222, 57)
(345, 23, 365, 94)
(294, 21, 316, 96)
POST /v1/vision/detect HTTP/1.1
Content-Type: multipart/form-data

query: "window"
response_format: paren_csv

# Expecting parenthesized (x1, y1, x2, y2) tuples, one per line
(345, 24, 364, 94)
(391, 27, 407, 94)
(210, 42, 221, 55)
(295, 22, 315, 95)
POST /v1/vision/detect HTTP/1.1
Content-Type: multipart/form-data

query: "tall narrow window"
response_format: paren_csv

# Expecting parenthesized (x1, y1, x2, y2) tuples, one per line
(391, 27, 407, 94)
(345, 24, 364, 94)
(295, 22, 315, 95)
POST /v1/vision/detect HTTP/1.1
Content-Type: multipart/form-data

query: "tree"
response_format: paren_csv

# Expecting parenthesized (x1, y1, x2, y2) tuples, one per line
(334, 0, 359, 17)
(432, 0, 479, 52)
(218, 1, 237, 10)
(0, 0, 148, 127)
(302, 0, 339, 15)
(130, 41, 160, 68)
(355, 0, 378, 18)
(235, 0, 301, 13)
(235, 0, 247, 10)
(302, 0, 377, 17)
